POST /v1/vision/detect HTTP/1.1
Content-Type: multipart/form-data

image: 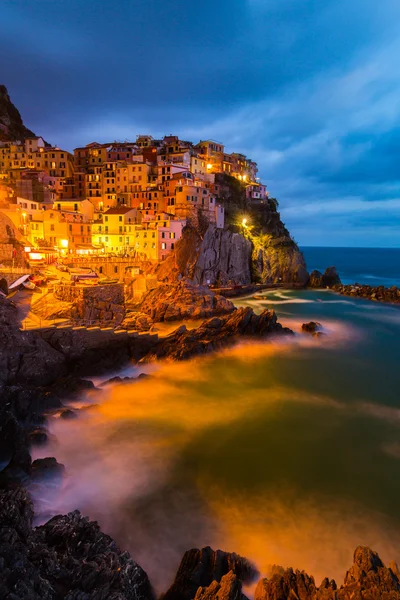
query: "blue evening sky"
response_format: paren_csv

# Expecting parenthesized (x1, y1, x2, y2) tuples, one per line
(1, 0, 400, 246)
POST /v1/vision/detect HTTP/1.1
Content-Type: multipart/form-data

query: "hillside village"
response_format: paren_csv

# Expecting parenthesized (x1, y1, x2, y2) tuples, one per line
(0, 130, 268, 263)
(0, 86, 309, 333)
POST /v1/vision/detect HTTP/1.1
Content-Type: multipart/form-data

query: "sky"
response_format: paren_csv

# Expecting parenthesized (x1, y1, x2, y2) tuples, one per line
(1, 0, 400, 247)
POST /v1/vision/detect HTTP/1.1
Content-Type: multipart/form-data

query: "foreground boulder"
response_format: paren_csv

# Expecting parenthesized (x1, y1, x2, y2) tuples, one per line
(0, 487, 153, 599)
(309, 267, 341, 288)
(144, 307, 293, 361)
(138, 278, 235, 322)
(162, 546, 257, 600)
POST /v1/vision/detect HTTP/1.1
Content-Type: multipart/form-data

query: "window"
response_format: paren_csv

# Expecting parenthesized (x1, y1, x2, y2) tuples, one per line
(119, 215, 123, 222)
(119, 237, 122, 242)
(114, 266, 118, 273)
(50, 224, 55, 231)
(161, 242, 166, 250)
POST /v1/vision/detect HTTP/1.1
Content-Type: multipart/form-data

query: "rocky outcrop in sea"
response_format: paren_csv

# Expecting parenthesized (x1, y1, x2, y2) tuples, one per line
(308, 267, 341, 288)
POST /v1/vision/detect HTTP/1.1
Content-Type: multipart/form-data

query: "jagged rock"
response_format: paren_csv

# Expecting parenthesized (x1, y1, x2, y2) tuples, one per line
(194, 571, 246, 600)
(342, 545, 400, 596)
(309, 267, 341, 288)
(254, 546, 400, 599)
(143, 307, 292, 362)
(255, 568, 320, 600)
(162, 546, 257, 600)
(0, 487, 153, 600)
(139, 278, 235, 322)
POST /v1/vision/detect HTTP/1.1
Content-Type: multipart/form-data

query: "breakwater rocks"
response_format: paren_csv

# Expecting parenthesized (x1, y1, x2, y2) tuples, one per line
(334, 283, 400, 304)
(143, 306, 292, 362)
(1, 492, 400, 600)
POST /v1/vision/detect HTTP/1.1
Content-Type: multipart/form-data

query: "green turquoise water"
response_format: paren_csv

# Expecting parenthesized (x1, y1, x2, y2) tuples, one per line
(34, 288, 400, 593)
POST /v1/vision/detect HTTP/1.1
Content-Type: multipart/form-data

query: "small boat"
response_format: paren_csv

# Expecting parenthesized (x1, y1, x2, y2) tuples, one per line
(9, 274, 31, 290)
(23, 280, 36, 290)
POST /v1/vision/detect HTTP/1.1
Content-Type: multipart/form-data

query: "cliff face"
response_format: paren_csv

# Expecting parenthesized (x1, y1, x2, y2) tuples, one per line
(153, 175, 308, 287)
(0, 85, 35, 142)
(154, 220, 307, 288)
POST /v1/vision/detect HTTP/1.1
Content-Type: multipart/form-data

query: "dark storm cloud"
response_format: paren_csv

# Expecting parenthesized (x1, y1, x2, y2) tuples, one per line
(1, 0, 400, 245)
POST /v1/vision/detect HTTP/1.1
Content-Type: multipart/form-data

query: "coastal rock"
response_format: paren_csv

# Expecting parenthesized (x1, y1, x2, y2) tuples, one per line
(0, 296, 66, 387)
(254, 568, 320, 600)
(302, 321, 322, 334)
(334, 283, 400, 304)
(309, 267, 341, 288)
(139, 278, 235, 322)
(0, 487, 153, 600)
(59, 407, 78, 420)
(162, 546, 257, 600)
(253, 546, 400, 599)
(343, 546, 400, 594)
(30, 457, 65, 483)
(252, 236, 309, 286)
(194, 571, 245, 600)
(122, 311, 154, 331)
(144, 307, 292, 362)
(192, 225, 252, 287)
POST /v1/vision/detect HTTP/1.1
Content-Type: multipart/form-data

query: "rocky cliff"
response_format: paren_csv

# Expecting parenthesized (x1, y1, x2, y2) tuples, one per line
(151, 200, 308, 288)
(0, 85, 35, 142)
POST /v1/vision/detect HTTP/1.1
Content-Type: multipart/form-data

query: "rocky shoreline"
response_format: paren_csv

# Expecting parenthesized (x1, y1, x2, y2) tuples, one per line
(333, 283, 400, 304)
(2, 485, 400, 600)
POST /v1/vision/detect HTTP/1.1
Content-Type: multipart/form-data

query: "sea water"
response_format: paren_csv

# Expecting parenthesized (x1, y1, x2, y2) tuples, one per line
(33, 250, 400, 594)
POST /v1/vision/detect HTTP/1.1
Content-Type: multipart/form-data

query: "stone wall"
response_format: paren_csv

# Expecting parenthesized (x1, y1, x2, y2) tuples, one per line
(54, 283, 125, 325)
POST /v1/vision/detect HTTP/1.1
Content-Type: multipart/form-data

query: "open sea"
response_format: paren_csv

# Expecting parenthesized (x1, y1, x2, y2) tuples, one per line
(33, 247, 400, 596)
(302, 247, 400, 287)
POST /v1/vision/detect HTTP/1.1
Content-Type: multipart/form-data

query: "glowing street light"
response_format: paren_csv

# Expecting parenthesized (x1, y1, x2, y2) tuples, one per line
(242, 218, 248, 227)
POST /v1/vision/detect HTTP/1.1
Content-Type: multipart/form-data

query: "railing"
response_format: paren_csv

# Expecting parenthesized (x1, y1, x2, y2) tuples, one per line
(0, 266, 30, 275)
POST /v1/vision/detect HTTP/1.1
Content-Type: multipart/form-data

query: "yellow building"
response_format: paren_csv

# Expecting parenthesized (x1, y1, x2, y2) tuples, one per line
(92, 206, 138, 255)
